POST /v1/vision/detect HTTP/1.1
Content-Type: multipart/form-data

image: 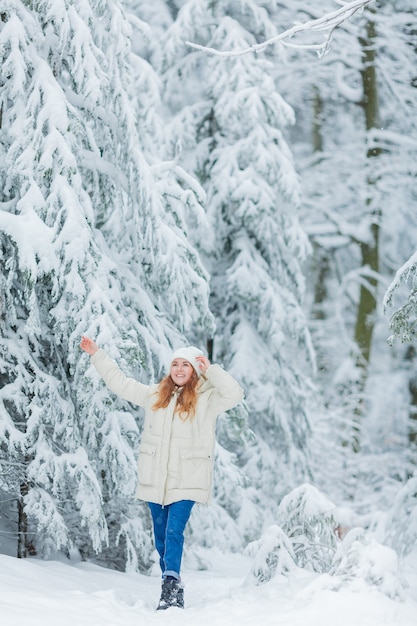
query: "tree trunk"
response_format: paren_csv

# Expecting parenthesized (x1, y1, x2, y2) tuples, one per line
(312, 84, 323, 154)
(355, 13, 381, 369)
(353, 221, 379, 368)
(350, 13, 381, 451)
(310, 85, 330, 325)
(405, 347, 417, 450)
(207, 337, 214, 362)
(17, 481, 29, 559)
(312, 246, 330, 322)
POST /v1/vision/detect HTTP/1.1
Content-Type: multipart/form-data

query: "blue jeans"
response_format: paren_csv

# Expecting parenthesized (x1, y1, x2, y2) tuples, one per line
(148, 500, 195, 580)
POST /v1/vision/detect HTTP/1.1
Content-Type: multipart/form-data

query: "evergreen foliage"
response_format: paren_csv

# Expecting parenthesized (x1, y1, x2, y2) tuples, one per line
(0, 0, 415, 573)
(157, 0, 315, 540)
(0, 0, 213, 567)
(269, 0, 417, 514)
(245, 483, 338, 584)
(330, 533, 405, 601)
(384, 474, 417, 558)
(276, 483, 338, 572)
(245, 524, 296, 585)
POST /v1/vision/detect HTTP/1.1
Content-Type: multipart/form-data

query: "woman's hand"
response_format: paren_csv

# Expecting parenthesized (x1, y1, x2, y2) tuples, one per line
(80, 335, 99, 356)
(196, 355, 210, 374)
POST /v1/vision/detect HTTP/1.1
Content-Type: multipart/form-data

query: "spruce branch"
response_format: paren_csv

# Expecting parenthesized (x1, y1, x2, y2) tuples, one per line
(185, 0, 375, 57)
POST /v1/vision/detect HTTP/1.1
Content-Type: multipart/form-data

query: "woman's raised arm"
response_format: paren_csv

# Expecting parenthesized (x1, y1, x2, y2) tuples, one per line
(80, 335, 99, 356)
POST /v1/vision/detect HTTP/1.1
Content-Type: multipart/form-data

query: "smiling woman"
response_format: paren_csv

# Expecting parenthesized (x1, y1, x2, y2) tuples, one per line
(79, 335, 244, 610)
(170, 358, 195, 386)
(152, 347, 209, 421)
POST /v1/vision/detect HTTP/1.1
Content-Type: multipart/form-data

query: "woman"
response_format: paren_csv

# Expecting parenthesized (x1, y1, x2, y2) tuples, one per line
(80, 335, 244, 610)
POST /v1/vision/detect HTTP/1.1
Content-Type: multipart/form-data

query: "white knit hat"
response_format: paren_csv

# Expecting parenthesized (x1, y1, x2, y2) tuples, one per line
(170, 346, 204, 376)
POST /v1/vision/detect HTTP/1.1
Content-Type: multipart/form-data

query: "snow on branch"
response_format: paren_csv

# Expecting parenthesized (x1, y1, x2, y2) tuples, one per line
(185, 0, 375, 57)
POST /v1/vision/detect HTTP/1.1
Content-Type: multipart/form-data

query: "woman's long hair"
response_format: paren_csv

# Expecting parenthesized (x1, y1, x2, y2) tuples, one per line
(152, 372, 200, 420)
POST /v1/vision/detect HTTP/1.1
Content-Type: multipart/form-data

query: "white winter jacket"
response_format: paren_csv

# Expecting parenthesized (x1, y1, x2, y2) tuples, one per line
(91, 348, 244, 506)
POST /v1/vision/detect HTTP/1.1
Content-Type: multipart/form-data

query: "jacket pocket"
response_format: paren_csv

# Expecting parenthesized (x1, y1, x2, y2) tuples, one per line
(138, 443, 157, 486)
(179, 449, 212, 491)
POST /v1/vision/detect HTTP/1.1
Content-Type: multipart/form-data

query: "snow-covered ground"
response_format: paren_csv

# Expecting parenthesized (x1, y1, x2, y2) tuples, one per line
(1, 548, 416, 626)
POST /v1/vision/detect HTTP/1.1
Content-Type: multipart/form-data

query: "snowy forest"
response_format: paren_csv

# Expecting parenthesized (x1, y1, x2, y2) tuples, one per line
(0, 0, 416, 606)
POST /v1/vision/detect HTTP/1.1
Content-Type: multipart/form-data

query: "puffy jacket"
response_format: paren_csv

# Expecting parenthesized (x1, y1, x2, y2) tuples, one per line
(91, 348, 244, 505)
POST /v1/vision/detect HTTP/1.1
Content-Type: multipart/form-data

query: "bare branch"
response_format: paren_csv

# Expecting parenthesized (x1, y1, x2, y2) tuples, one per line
(185, 0, 375, 57)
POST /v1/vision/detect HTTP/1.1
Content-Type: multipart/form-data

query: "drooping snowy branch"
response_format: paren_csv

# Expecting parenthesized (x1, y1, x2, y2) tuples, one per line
(185, 0, 375, 57)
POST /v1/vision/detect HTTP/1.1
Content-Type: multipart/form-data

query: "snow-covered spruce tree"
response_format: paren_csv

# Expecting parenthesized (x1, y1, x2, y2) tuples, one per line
(0, 0, 213, 569)
(244, 524, 297, 585)
(330, 532, 406, 601)
(84, 0, 214, 347)
(245, 483, 338, 584)
(384, 473, 417, 558)
(0, 0, 113, 560)
(265, 1, 417, 510)
(275, 483, 338, 572)
(124, 1, 255, 557)
(158, 0, 315, 540)
(277, 1, 417, 403)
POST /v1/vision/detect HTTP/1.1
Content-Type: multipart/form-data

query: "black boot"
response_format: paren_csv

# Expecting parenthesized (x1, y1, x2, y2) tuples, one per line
(156, 576, 184, 610)
(176, 583, 184, 609)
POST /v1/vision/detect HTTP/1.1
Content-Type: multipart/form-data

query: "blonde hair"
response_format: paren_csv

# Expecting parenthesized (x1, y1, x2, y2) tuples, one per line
(152, 372, 199, 420)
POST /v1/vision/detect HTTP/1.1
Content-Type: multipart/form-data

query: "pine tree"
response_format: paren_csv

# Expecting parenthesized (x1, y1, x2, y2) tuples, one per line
(1, 0, 110, 558)
(0, 0, 213, 568)
(158, 0, 315, 539)
(272, 1, 417, 498)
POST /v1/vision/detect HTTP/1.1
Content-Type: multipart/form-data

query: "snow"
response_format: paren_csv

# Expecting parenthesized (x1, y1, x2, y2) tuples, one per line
(0, 548, 416, 626)
(1, 2, 417, 625)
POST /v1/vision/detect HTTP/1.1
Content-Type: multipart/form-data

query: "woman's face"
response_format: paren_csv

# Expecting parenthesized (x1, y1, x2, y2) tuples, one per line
(170, 358, 195, 386)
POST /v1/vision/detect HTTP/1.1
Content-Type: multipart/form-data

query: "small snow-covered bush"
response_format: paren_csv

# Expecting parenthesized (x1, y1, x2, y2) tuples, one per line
(245, 524, 297, 585)
(330, 530, 405, 600)
(384, 474, 417, 558)
(276, 483, 339, 573)
(245, 484, 340, 584)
